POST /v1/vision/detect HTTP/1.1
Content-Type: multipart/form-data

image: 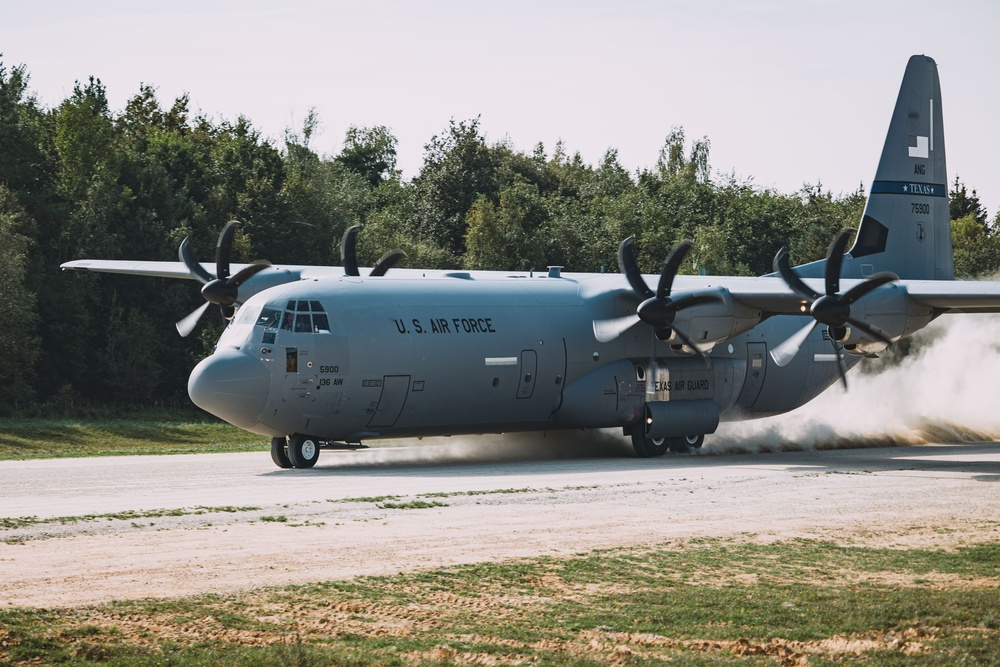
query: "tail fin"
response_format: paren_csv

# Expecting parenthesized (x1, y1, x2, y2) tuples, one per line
(849, 54, 953, 280)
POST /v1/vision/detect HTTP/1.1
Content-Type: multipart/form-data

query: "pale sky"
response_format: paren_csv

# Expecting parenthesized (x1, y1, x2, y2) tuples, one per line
(3, 0, 998, 215)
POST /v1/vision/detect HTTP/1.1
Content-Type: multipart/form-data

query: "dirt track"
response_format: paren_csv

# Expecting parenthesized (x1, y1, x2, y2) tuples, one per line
(1, 438, 999, 608)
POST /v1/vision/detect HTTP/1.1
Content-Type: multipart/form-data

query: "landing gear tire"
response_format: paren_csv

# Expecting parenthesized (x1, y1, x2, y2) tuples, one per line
(270, 436, 292, 468)
(631, 428, 668, 458)
(668, 434, 704, 454)
(287, 434, 320, 469)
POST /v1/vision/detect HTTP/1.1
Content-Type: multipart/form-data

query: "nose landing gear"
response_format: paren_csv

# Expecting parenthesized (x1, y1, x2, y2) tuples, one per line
(270, 434, 320, 469)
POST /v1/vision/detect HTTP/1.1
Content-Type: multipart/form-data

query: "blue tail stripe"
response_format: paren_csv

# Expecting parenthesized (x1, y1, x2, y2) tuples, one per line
(870, 180, 947, 197)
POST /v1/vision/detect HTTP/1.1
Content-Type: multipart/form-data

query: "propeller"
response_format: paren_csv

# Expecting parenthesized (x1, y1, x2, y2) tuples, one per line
(771, 227, 898, 387)
(593, 237, 724, 359)
(340, 226, 406, 277)
(176, 220, 271, 336)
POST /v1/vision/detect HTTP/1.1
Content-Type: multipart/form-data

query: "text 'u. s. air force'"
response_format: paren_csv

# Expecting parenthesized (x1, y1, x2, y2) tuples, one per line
(393, 317, 497, 335)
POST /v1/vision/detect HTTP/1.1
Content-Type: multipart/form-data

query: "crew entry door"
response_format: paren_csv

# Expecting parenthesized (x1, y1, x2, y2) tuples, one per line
(737, 342, 767, 408)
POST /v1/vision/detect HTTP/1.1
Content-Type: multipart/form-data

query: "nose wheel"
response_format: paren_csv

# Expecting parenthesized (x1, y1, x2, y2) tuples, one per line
(272, 434, 320, 468)
(270, 437, 292, 468)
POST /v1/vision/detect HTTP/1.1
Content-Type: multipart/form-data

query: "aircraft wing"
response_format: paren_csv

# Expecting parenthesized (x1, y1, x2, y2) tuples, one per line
(708, 275, 1000, 315)
(59, 259, 346, 280)
(902, 280, 1000, 313)
(61, 260, 204, 280)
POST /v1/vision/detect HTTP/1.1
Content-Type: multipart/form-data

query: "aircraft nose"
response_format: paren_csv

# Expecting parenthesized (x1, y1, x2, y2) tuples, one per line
(188, 349, 270, 429)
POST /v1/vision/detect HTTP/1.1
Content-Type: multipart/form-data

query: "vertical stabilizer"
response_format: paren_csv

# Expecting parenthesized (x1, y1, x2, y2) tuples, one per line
(850, 55, 952, 280)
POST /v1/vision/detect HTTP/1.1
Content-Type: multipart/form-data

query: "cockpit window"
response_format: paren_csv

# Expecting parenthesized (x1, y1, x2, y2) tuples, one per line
(234, 306, 259, 325)
(256, 308, 281, 328)
(277, 300, 330, 333)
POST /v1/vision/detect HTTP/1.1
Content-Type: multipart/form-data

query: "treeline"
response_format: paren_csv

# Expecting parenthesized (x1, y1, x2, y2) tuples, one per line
(1, 60, 997, 414)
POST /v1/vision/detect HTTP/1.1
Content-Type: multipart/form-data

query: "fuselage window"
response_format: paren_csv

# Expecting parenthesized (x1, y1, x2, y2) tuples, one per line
(294, 313, 312, 332)
(280, 311, 294, 331)
(312, 313, 330, 333)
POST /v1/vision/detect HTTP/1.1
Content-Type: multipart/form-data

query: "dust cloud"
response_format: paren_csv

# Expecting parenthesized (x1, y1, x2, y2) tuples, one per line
(326, 428, 633, 468)
(708, 314, 1000, 453)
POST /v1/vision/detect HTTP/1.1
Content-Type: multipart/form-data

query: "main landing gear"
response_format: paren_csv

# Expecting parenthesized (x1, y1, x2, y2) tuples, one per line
(271, 434, 320, 469)
(630, 428, 704, 458)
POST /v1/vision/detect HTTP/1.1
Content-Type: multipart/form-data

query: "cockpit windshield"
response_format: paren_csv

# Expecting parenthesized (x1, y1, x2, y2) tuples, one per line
(272, 300, 330, 333)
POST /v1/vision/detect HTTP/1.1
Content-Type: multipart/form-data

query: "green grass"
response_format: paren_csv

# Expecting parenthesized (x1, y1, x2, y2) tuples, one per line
(1, 538, 997, 665)
(376, 500, 449, 510)
(0, 411, 268, 460)
(1, 506, 262, 531)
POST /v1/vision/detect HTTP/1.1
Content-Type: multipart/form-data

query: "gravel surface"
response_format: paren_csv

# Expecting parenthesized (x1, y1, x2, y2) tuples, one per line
(1, 438, 998, 608)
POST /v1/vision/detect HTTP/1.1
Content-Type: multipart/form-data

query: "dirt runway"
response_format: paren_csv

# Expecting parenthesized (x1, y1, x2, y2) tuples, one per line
(1, 439, 998, 608)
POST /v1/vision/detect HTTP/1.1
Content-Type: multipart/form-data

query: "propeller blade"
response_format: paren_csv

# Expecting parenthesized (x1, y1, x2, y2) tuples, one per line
(176, 301, 210, 337)
(341, 226, 360, 277)
(370, 249, 406, 277)
(226, 260, 271, 289)
(824, 228, 854, 295)
(646, 335, 658, 400)
(593, 314, 640, 342)
(668, 325, 711, 365)
(770, 320, 818, 367)
(178, 238, 214, 284)
(656, 240, 694, 299)
(618, 236, 654, 299)
(774, 247, 821, 301)
(831, 338, 848, 389)
(215, 220, 241, 280)
(840, 271, 899, 306)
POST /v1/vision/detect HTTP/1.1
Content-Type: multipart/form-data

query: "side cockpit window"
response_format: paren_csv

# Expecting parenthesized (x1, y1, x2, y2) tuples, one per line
(275, 299, 330, 334)
(255, 307, 282, 345)
(256, 308, 281, 328)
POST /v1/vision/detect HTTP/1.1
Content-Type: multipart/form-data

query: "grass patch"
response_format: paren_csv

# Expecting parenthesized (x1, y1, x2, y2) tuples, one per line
(1, 538, 997, 665)
(376, 500, 449, 510)
(328, 495, 402, 504)
(0, 410, 268, 460)
(1, 506, 261, 533)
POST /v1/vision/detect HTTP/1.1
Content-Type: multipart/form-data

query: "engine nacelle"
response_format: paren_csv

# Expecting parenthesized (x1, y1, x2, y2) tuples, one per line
(660, 289, 762, 351)
(831, 284, 935, 357)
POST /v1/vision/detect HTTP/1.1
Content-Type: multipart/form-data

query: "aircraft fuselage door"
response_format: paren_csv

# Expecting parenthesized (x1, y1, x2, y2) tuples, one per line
(737, 342, 767, 408)
(367, 375, 411, 428)
(516, 350, 537, 399)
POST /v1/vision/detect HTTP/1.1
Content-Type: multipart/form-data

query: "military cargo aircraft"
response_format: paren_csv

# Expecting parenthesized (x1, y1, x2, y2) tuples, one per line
(63, 55, 1000, 468)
